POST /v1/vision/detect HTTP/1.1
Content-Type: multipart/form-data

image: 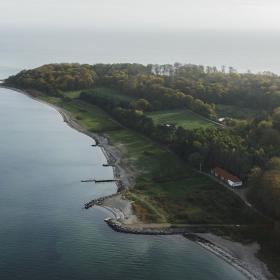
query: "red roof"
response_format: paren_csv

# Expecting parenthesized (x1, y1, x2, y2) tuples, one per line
(213, 167, 241, 182)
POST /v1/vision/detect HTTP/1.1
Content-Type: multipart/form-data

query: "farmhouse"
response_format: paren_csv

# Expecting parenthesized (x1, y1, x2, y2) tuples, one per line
(212, 167, 243, 187)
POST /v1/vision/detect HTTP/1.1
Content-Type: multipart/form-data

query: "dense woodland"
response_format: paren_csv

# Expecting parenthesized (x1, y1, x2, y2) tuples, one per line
(7, 64, 97, 93)
(5, 63, 280, 221)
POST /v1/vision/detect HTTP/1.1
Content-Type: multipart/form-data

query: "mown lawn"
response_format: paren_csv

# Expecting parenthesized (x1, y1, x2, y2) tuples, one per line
(63, 89, 85, 99)
(147, 109, 216, 130)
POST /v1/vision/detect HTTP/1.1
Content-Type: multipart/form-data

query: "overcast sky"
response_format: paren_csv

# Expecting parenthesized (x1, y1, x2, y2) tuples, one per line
(0, 0, 279, 31)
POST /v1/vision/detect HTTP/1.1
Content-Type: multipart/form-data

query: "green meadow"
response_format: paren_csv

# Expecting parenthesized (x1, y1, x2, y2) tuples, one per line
(147, 109, 216, 130)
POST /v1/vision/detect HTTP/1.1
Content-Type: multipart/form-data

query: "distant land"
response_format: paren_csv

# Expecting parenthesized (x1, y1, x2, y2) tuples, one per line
(4, 62, 280, 279)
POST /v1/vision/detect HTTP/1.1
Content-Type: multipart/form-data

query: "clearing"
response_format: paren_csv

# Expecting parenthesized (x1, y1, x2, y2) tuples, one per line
(147, 109, 217, 130)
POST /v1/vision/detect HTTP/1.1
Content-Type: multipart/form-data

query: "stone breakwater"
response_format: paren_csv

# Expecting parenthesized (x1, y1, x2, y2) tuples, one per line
(105, 218, 188, 235)
(84, 194, 118, 209)
(104, 219, 261, 280)
(105, 218, 184, 235)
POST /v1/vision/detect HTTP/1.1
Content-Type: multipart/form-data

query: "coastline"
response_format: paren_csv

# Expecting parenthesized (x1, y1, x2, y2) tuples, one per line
(185, 233, 275, 280)
(2, 86, 276, 280)
(2, 86, 136, 191)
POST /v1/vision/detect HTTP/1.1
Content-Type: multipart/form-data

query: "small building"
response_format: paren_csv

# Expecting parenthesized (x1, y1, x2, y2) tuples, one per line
(212, 167, 242, 187)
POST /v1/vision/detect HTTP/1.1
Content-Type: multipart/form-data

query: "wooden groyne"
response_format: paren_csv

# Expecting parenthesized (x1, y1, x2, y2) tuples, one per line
(102, 163, 115, 167)
(91, 139, 99, 146)
(81, 178, 120, 183)
(81, 179, 95, 183)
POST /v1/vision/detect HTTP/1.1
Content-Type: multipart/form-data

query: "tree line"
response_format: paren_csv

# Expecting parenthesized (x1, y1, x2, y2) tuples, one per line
(5, 63, 96, 94)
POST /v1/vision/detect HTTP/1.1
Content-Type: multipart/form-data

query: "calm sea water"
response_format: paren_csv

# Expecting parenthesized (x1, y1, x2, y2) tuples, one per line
(0, 87, 248, 280)
(0, 28, 280, 79)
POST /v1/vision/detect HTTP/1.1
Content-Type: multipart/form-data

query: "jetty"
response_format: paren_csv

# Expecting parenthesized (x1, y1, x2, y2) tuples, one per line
(81, 178, 120, 183)
(84, 194, 117, 209)
(91, 139, 99, 147)
(102, 163, 115, 167)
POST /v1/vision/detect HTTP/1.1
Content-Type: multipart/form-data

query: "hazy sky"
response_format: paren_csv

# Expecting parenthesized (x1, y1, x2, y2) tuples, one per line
(0, 0, 279, 31)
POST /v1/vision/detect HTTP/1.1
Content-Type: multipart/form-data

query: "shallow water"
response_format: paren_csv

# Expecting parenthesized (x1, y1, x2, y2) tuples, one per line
(0, 87, 248, 280)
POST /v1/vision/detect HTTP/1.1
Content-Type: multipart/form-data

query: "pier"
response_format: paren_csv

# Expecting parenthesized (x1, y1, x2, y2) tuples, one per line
(102, 163, 115, 167)
(91, 139, 99, 147)
(81, 178, 120, 183)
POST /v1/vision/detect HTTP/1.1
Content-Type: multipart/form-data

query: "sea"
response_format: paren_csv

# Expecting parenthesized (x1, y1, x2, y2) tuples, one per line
(0, 87, 249, 280)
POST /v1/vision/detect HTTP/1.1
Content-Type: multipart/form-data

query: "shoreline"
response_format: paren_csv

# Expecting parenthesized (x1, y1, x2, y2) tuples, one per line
(1, 86, 275, 280)
(2, 86, 136, 193)
(185, 233, 275, 280)
(103, 218, 275, 280)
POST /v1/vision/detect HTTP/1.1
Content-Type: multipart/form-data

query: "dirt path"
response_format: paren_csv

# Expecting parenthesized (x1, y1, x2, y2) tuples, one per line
(128, 192, 168, 223)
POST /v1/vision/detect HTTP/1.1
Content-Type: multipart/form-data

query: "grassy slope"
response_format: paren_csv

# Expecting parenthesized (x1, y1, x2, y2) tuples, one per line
(39, 91, 262, 225)
(40, 95, 119, 133)
(147, 109, 216, 130)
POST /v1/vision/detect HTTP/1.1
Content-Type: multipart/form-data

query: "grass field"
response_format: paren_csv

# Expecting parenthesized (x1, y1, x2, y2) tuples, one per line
(40, 95, 120, 133)
(147, 109, 216, 130)
(63, 90, 85, 99)
(38, 92, 262, 225)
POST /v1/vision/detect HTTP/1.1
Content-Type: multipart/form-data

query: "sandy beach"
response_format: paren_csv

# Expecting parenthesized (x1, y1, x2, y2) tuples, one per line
(4, 86, 276, 280)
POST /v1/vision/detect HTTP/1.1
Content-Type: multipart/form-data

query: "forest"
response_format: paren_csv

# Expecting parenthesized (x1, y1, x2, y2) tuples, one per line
(5, 63, 280, 221)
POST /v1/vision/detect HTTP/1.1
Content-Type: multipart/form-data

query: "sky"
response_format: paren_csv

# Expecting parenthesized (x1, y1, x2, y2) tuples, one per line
(0, 0, 280, 31)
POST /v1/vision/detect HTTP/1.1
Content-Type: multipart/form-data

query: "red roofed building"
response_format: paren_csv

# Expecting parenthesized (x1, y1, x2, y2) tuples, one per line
(212, 167, 242, 187)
